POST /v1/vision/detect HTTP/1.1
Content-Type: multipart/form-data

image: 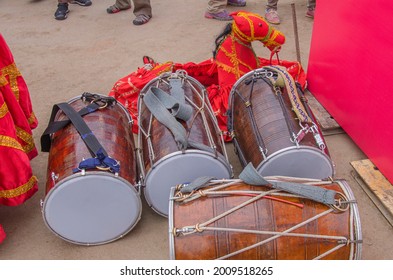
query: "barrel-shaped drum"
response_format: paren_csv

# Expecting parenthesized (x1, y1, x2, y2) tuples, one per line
(228, 66, 334, 179)
(42, 94, 141, 245)
(137, 71, 232, 217)
(169, 178, 362, 260)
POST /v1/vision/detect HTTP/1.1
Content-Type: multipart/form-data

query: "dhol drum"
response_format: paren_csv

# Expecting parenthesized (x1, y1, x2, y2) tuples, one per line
(228, 66, 334, 179)
(41, 93, 142, 245)
(169, 175, 362, 260)
(137, 70, 233, 217)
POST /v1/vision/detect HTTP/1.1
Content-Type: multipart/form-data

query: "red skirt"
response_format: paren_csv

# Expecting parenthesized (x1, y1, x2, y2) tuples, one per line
(0, 33, 38, 206)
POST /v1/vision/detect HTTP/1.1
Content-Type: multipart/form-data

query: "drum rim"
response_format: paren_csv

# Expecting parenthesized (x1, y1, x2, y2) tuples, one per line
(142, 149, 233, 217)
(254, 145, 335, 179)
(42, 171, 142, 246)
(335, 179, 363, 260)
(168, 186, 177, 260)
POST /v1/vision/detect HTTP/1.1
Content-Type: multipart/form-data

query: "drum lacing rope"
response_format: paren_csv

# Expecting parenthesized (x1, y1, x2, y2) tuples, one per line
(233, 76, 268, 159)
(175, 188, 278, 236)
(183, 80, 218, 156)
(142, 71, 225, 158)
(214, 208, 348, 260)
(174, 189, 208, 203)
(272, 83, 299, 146)
(174, 179, 243, 203)
(264, 65, 311, 124)
(175, 200, 352, 260)
(173, 175, 361, 259)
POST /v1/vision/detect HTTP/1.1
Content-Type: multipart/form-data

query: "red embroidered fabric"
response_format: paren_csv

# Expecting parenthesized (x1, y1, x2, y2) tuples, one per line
(108, 12, 306, 141)
(0, 33, 38, 207)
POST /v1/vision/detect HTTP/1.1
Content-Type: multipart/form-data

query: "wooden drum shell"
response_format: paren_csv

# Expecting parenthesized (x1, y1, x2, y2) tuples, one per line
(138, 73, 232, 217)
(229, 69, 334, 179)
(42, 95, 141, 245)
(169, 179, 362, 260)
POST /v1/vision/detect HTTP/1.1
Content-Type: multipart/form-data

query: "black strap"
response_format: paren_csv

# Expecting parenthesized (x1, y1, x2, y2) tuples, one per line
(40, 93, 117, 152)
(57, 102, 108, 158)
(40, 102, 102, 152)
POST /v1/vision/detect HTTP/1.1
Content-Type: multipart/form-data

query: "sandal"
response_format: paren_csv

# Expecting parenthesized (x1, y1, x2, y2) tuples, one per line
(133, 14, 151, 25)
(106, 5, 130, 14)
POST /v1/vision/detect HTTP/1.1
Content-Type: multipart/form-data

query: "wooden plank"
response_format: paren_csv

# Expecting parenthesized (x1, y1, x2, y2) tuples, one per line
(351, 159, 393, 226)
(304, 89, 344, 135)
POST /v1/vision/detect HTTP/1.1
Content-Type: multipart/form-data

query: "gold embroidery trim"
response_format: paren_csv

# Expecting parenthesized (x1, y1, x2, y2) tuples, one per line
(27, 112, 37, 126)
(0, 63, 22, 100)
(0, 135, 24, 151)
(15, 126, 35, 154)
(216, 35, 257, 80)
(0, 102, 9, 118)
(0, 176, 37, 199)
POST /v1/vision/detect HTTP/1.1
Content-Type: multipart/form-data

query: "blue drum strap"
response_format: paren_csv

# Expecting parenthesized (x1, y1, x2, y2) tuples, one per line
(239, 163, 336, 205)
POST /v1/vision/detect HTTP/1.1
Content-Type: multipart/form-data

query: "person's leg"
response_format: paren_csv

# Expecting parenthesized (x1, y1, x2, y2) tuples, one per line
(265, 0, 280, 24)
(228, 0, 246, 7)
(55, 0, 70, 20)
(205, 0, 232, 21)
(306, 0, 315, 18)
(107, 0, 131, 13)
(70, 0, 92, 6)
(117, 0, 132, 10)
(133, 0, 152, 16)
(307, 0, 316, 9)
(266, 0, 278, 10)
(132, 0, 152, 25)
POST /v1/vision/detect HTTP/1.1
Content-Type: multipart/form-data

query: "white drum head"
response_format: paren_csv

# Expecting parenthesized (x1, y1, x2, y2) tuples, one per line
(257, 146, 334, 179)
(42, 172, 142, 245)
(144, 150, 232, 217)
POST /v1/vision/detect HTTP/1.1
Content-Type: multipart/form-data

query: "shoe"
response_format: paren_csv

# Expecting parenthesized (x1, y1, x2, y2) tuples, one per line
(70, 0, 92, 6)
(228, 0, 246, 7)
(54, 3, 69, 20)
(106, 4, 130, 14)
(265, 8, 280, 24)
(204, 10, 233, 21)
(133, 14, 152, 25)
(306, 8, 315, 18)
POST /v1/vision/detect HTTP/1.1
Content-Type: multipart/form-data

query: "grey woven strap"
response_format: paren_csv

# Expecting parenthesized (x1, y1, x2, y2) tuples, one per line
(239, 163, 336, 205)
(180, 176, 216, 193)
(168, 78, 193, 121)
(143, 85, 192, 150)
(144, 80, 216, 154)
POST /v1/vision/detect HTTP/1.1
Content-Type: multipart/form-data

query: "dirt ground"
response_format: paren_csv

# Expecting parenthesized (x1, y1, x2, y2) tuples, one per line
(1, 0, 393, 260)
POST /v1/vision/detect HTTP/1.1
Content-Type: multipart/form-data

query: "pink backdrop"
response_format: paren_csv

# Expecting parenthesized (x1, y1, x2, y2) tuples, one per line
(307, 0, 393, 184)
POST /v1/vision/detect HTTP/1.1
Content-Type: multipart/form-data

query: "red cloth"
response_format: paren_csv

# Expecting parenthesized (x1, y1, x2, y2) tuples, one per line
(109, 60, 173, 134)
(307, 0, 393, 184)
(109, 57, 305, 141)
(0, 224, 5, 244)
(108, 12, 305, 141)
(0, 33, 38, 206)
